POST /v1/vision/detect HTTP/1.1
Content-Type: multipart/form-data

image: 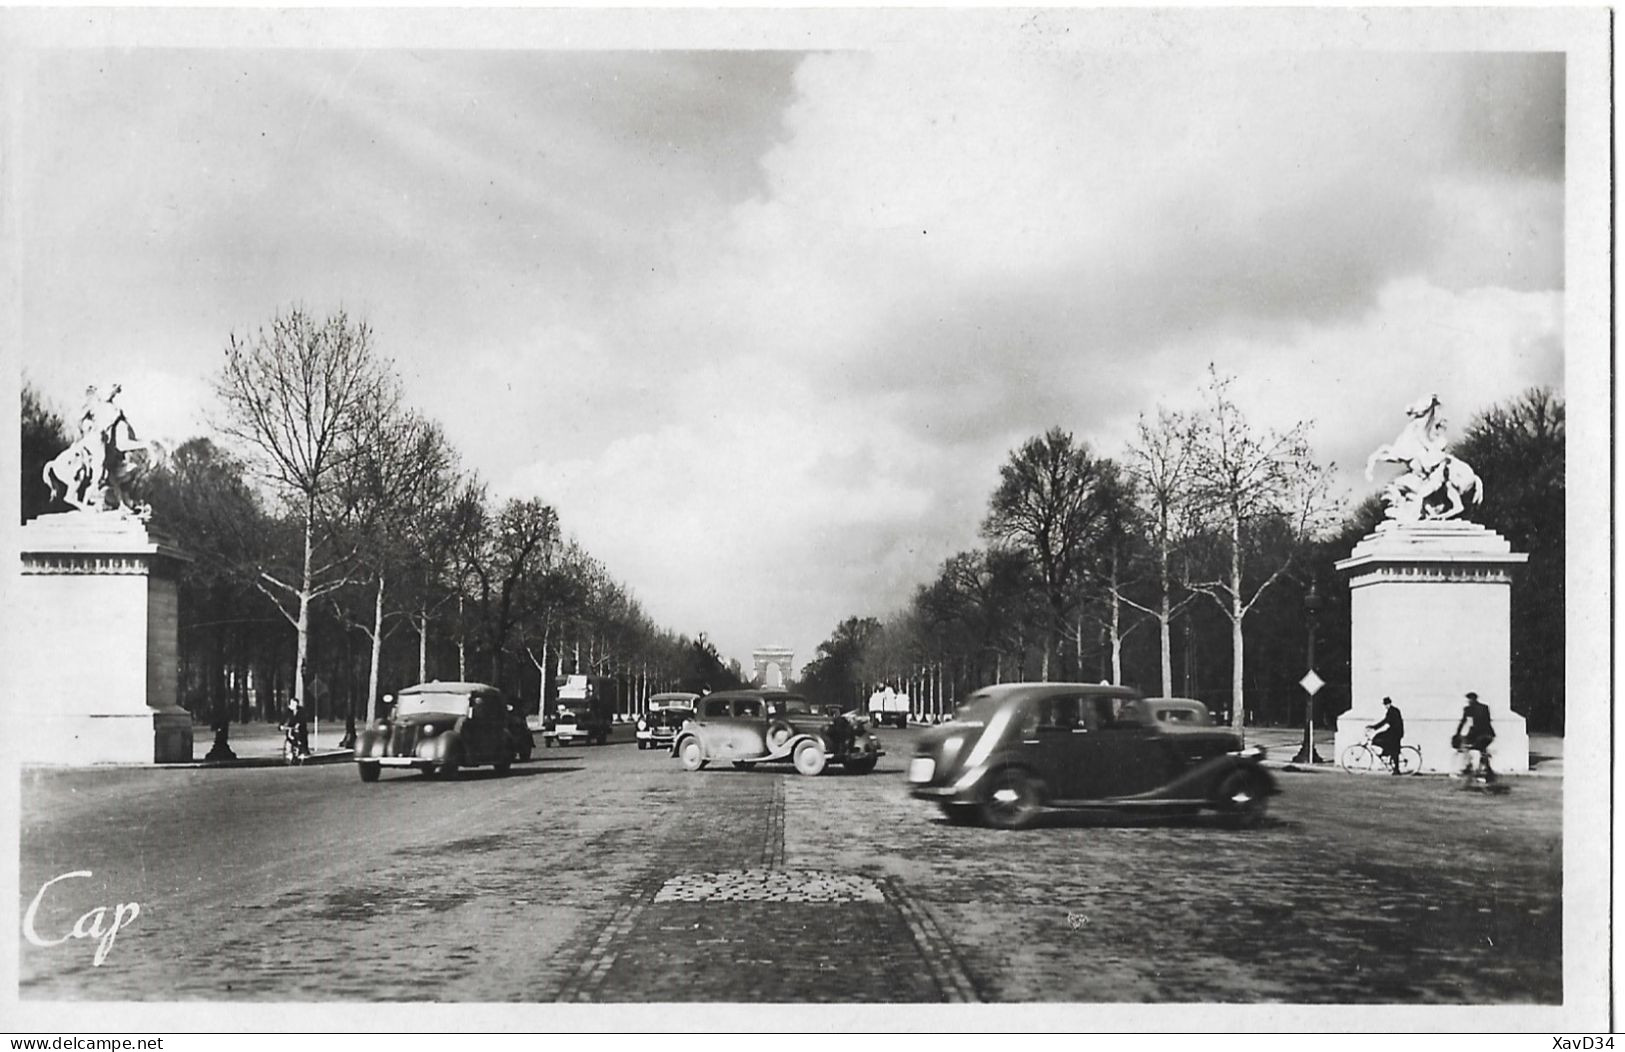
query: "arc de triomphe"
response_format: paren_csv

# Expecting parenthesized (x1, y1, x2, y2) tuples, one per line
(752, 646, 795, 689)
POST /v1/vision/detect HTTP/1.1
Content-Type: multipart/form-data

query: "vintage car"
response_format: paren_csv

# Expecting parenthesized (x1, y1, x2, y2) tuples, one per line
(356, 681, 525, 781)
(907, 683, 1276, 829)
(547, 674, 615, 746)
(636, 692, 699, 750)
(1140, 697, 1216, 725)
(672, 689, 883, 776)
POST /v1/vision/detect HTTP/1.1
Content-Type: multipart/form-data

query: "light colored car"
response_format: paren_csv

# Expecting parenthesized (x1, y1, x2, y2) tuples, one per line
(672, 690, 883, 776)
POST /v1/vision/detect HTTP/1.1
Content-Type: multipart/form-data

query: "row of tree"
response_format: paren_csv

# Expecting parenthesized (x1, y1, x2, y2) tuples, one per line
(21, 307, 745, 727)
(799, 379, 1566, 734)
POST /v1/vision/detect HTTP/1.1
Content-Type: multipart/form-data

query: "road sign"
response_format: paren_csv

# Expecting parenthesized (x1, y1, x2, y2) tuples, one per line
(1299, 670, 1325, 696)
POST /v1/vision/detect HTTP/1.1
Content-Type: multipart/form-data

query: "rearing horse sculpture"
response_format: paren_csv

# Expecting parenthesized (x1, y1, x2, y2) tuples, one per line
(1365, 394, 1483, 523)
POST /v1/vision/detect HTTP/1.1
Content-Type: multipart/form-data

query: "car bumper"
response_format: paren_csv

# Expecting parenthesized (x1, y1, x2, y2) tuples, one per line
(360, 757, 435, 769)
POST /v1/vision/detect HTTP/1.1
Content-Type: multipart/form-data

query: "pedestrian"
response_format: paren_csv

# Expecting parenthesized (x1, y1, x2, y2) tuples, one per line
(1367, 696, 1406, 774)
(280, 696, 310, 764)
(1452, 691, 1497, 784)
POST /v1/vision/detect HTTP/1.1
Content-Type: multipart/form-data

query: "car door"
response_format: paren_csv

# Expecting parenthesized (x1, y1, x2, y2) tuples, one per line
(731, 697, 768, 758)
(1024, 695, 1101, 802)
(695, 695, 733, 757)
(1087, 695, 1170, 797)
(469, 693, 506, 762)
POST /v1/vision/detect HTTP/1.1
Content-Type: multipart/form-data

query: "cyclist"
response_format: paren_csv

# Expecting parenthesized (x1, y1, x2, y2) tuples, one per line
(1452, 691, 1497, 785)
(1366, 696, 1406, 775)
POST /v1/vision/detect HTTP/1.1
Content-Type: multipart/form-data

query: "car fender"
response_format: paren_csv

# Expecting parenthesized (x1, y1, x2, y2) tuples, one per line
(763, 731, 825, 762)
(357, 728, 387, 759)
(1158, 755, 1276, 800)
(672, 731, 704, 759)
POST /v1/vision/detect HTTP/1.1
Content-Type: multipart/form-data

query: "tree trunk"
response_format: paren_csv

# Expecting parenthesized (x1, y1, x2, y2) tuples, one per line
(366, 575, 385, 724)
(457, 594, 466, 680)
(1159, 543, 1174, 696)
(418, 603, 428, 682)
(1229, 510, 1245, 736)
(295, 506, 314, 710)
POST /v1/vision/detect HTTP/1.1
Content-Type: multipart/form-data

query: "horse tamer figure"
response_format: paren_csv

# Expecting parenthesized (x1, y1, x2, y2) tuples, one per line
(1365, 393, 1483, 524)
(42, 382, 165, 516)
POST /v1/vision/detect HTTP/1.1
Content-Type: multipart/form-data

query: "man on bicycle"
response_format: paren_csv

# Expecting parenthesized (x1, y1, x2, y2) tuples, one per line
(1367, 696, 1405, 775)
(1452, 691, 1497, 784)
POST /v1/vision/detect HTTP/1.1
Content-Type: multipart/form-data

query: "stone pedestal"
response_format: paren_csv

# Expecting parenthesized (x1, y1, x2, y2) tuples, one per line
(16, 514, 193, 764)
(1334, 521, 1528, 773)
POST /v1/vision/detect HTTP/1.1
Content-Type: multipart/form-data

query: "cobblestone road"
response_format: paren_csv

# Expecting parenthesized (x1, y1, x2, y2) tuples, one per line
(19, 728, 1562, 1004)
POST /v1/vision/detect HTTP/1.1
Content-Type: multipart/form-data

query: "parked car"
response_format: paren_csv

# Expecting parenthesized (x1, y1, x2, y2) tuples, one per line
(672, 689, 883, 775)
(355, 681, 523, 782)
(1140, 697, 1215, 726)
(547, 674, 615, 746)
(637, 692, 699, 750)
(907, 683, 1276, 829)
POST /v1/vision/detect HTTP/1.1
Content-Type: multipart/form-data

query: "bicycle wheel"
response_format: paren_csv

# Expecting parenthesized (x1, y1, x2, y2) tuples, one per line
(1395, 745, 1421, 775)
(1339, 743, 1377, 774)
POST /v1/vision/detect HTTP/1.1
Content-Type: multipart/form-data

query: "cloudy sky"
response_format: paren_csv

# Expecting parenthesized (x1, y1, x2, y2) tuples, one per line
(7, 12, 1573, 673)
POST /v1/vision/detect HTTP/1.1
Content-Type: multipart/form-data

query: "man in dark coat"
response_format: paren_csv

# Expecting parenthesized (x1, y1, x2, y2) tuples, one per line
(1367, 696, 1405, 774)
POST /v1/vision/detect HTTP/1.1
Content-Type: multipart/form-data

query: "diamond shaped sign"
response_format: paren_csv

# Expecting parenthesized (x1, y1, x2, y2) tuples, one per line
(1299, 670, 1325, 696)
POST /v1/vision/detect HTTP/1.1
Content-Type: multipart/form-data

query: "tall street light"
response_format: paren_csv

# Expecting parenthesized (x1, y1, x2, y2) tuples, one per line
(1292, 580, 1326, 765)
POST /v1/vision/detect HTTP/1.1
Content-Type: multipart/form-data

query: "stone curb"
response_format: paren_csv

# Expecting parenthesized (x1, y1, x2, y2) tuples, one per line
(23, 749, 355, 770)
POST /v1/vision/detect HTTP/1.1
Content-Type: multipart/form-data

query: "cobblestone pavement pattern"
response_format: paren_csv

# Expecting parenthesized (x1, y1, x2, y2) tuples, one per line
(19, 728, 1560, 1003)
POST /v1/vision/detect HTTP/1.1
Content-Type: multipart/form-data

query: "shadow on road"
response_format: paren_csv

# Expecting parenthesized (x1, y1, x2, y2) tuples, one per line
(931, 809, 1292, 833)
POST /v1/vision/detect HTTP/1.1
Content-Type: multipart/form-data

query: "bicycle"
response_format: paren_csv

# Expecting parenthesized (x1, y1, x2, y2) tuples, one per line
(1452, 734, 1508, 793)
(1339, 731, 1420, 775)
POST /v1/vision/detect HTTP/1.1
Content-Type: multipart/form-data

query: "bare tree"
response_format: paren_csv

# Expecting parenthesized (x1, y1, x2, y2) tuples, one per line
(1186, 367, 1336, 733)
(1123, 406, 1203, 695)
(331, 407, 457, 722)
(214, 307, 394, 707)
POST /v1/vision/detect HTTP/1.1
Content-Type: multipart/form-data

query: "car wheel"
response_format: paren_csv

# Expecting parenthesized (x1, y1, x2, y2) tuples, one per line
(637, 740, 648, 750)
(844, 755, 877, 775)
(678, 738, 706, 772)
(440, 747, 462, 780)
(1218, 770, 1268, 829)
(518, 740, 533, 761)
(980, 767, 1041, 830)
(792, 739, 827, 776)
(358, 762, 380, 783)
(766, 719, 795, 751)
(494, 755, 512, 775)
(939, 802, 978, 825)
(732, 761, 756, 771)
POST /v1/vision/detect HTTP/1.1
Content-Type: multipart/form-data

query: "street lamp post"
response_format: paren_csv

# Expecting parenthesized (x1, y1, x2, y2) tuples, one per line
(1292, 581, 1326, 765)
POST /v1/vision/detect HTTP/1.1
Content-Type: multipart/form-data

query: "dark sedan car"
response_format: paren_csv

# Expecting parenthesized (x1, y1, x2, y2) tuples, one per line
(637, 692, 699, 750)
(907, 683, 1276, 829)
(355, 681, 524, 781)
(672, 689, 883, 775)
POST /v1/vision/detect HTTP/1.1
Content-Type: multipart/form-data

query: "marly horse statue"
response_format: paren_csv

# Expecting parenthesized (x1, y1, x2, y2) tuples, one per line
(1365, 393, 1483, 523)
(42, 383, 166, 516)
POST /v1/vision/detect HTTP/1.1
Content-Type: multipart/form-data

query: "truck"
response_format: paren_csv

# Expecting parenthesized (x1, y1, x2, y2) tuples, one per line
(866, 685, 911, 729)
(544, 674, 617, 746)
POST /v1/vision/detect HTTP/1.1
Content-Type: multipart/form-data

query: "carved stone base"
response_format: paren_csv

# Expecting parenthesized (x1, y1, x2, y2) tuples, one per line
(16, 513, 194, 764)
(1335, 521, 1529, 773)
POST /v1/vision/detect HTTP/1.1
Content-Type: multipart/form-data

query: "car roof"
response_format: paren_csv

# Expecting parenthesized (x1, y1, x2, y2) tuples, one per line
(701, 688, 804, 701)
(1139, 697, 1207, 708)
(649, 692, 700, 703)
(964, 682, 1143, 701)
(397, 681, 502, 695)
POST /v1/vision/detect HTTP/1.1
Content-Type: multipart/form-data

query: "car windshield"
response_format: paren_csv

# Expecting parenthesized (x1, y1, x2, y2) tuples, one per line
(395, 692, 472, 717)
(952, 692, 1010, 723)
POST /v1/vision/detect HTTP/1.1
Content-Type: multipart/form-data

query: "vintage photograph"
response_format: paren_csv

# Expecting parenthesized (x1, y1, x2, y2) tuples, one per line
(2, 6, 1611, 1034)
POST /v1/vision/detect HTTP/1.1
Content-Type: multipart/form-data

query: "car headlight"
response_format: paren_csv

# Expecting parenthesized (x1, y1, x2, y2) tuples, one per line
(421, 724, 437, 736)
(637, 719, 647, 731)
